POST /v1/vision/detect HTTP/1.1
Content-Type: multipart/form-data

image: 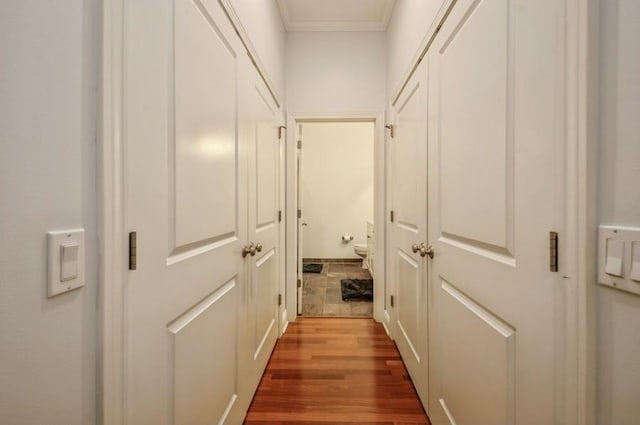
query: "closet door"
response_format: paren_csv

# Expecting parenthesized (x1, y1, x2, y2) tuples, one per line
(239, 59, 282, 400)
(388, 59, 429, 407)
(427, 0, 567, 423)
(124, 0, 248, 423)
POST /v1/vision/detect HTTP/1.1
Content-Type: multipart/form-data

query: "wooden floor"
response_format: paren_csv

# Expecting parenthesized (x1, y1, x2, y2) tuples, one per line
(244, 317, 431, 424)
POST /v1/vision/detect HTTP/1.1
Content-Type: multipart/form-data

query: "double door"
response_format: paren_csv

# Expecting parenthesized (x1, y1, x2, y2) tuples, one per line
(389, 0, 571, 423)
(123, 0, 281, 423)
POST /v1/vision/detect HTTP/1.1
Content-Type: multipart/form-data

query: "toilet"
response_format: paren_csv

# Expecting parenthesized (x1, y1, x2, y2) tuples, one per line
(353, 243, 368, 269)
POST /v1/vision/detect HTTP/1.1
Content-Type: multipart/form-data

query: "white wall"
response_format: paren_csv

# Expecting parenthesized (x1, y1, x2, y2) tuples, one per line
(229, 0, 286, 101)
(0, 1, 98, 425)
(596, 1, 640, 424)
(301, 122, 374, 259)
(286, 31, 386, 113)
(386, 0, 446, 97)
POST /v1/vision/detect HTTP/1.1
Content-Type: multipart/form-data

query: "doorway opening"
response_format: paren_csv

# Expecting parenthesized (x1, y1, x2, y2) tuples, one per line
(296, 120, 376, 317)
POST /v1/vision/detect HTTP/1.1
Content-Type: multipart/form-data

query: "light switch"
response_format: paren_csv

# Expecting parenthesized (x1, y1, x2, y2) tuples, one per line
(605, 238, 625, 277)
(631, 242, 640, 282)
(47, 229, 85, 298)
(599, 226, 640, 296)
(60, 243, 79, 281)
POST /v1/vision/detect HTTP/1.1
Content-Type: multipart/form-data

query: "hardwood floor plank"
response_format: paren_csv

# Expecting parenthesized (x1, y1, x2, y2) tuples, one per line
(244, 318, 430, 424)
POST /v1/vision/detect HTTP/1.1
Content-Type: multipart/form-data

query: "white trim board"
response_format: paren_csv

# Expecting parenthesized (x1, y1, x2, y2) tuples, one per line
(98, 0, 126, 423)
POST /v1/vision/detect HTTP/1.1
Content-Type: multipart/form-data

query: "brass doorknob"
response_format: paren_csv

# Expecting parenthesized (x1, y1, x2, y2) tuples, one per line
(242, 243, 255, 258)
(255, 242, 263, 253)
(411, 243, 420, 253)
(419, 243, 434, 259)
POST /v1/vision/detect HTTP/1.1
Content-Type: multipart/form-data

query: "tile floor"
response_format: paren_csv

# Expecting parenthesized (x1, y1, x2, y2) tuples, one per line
(301, 260, 373, 317)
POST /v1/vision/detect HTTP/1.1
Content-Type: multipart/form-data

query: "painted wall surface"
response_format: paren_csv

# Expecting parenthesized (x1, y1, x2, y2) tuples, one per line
(286, 31, 386, 113)
(596, 1, 640, 424)
(229, 0, 286, 101)
(386, 0, 445, 98)
(0, 1, 98, 425)
(302, 122, 374, 259)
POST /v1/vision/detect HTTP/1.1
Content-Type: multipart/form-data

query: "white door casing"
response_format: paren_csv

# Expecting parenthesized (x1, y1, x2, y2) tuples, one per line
(388, 59, 429, 408)
(426, 0, 569, 424)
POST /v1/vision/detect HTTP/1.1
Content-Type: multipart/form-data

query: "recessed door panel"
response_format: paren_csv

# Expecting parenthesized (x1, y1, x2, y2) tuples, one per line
(174, 0, 238, 250)
(438, 280, 515, 425)
(397, 250, 421, 363)
(254, 89, 278, 229)
(438, 0, 513, 255)
(394, 82, 422, 231)
(170, 280, 239, 425)
(253, 249, 277, 359)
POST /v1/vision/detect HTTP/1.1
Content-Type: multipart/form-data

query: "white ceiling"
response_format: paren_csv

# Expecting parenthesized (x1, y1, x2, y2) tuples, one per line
(277, 0, 396, 32)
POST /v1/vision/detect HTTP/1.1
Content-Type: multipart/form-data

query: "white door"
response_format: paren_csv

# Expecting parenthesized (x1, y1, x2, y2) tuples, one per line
(124, 0, 264, 423)
(241, 62, 281, 393)
(426, 0, 568, 424)
(388, 60, 429, 407)
(296, 124, 304, 314)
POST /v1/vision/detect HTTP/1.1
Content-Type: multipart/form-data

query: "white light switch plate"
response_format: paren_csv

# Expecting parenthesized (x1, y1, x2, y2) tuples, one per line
(598, 225, 640, 296)
(47, 229, 85, 297)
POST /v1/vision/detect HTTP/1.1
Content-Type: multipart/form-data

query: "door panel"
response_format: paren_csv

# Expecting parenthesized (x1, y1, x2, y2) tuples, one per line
(243, 63, 280, 394)
(397, 251, 421, 361)
(438, 280, 515, 425)
(389, 60, 429, 406)
(174, 0, 238, 250)
(427, 0, 566, 423)
(124, 0, 278, 423)
(438, 0, 512, 253)
(170, 281, 239, 425)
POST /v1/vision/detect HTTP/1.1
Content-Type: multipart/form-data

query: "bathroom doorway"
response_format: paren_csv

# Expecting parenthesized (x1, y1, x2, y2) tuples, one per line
(296, 120, 376, 317)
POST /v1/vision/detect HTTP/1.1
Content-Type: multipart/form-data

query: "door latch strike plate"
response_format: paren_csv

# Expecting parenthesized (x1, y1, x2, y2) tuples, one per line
(550, 231, 558, 272)
(129, 232, 137, 271)
(390, 295, 394, 308)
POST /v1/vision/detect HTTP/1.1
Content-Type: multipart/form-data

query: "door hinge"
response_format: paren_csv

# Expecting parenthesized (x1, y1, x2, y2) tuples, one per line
(385, 124, 395, 138)
(390, 210, 395, 223)
(297, 209, 302, 219)
(278, 294, 282, 306)
(297, 278, 302, 288)
(390, 295, 394, 308)
(278, 210, 282, 222)
(297, 140, 302, 149)
(129, 232, 137, 271)
(550, 231, 558, 272)
(278, 125, 286, 139)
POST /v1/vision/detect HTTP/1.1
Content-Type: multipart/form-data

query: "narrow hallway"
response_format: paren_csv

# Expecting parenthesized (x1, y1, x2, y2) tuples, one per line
(244, 318, 430, 424)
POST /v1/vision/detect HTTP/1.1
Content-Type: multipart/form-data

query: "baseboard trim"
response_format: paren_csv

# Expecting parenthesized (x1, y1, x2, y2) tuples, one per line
(303, 258, 361, 263)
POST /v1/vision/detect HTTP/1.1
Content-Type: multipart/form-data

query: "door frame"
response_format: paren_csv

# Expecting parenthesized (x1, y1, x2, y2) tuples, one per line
(284, 113, 387, 327)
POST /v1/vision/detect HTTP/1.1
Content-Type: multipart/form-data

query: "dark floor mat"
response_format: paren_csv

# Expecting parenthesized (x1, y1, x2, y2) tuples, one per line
(303, 263, 323, 273)
(341, 279, 374, 301)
